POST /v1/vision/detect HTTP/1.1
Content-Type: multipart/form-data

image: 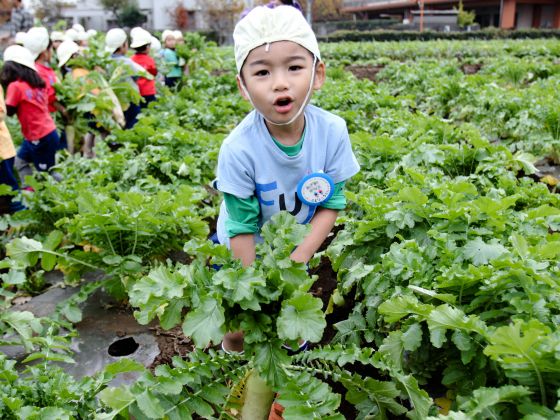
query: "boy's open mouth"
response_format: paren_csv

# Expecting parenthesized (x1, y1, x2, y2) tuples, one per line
(274, 97, 292, 106)
(273, 96, 294, 114)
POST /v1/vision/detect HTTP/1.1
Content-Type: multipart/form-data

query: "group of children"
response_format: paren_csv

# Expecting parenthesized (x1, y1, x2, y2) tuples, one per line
(0, 24, 187, 212)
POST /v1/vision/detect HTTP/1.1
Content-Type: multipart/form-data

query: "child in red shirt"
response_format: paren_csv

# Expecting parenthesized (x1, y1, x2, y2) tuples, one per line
(130, 28, 157, 108)
(24, 28, 58, 113)
(24, 27, 68, 151)
(1, 45, 60, 182)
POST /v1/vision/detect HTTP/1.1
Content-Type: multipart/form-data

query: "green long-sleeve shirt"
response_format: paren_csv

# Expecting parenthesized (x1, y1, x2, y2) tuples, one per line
(224, 134, 346, 238)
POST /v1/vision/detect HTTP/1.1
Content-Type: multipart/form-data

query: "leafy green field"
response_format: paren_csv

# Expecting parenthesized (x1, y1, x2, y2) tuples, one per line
(0, 38, 559, 419)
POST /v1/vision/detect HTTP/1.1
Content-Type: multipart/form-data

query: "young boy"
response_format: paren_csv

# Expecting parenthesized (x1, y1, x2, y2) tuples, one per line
(105, 28, 142, 129)
(160, 30, 181, 87)
(216, 6, 360, 351)
(24, 27, 67, 117)
(130, 28, 157, 108)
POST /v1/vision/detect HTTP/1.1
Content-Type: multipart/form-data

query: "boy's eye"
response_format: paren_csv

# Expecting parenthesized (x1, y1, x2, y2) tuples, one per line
(289, 65, 303, 71)
(254, 69, 269, 76)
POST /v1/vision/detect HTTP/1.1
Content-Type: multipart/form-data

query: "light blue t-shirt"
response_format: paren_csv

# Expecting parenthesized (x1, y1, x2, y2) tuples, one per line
(161, 48, 182, 78)
(216, 104, 360, 247)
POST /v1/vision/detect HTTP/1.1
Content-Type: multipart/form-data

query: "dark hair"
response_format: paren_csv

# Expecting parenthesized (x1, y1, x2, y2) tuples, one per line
(134, 44, 149, 53)
(0, 61, 45, 90)
(280, 0, 295, 4)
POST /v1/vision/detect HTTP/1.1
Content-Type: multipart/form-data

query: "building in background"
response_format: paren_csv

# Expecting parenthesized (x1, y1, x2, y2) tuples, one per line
(341, 0, 560, 29)
(56, 0, 202, 31)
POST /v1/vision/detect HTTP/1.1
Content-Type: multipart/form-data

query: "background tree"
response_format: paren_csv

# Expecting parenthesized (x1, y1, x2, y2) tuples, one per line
(99, 0, 130, 24)
(256, 0, 346, 22)
(31, 0, 66, 24)
(169, 1, 189, 30)
(197, 0, 244, 44)
(118, 3, 146, 28)
(456, 0, 476, 28)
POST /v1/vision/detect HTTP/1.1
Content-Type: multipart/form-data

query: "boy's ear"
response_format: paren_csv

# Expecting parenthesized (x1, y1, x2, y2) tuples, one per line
(313, 61, 326, 90)
(236, 74, 250, 101)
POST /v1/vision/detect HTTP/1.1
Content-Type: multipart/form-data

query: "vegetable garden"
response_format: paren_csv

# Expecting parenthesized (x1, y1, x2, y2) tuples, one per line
(1, 37, 559, 419)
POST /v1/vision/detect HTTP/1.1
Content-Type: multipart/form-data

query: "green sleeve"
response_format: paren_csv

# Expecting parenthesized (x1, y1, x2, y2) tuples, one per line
(224, 193, 260, 238)
(320, 182, 346, 210)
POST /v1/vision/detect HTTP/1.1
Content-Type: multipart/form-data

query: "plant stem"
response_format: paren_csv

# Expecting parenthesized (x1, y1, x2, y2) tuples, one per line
(240, 370, 275, 420)
(40, 249, 99, 270)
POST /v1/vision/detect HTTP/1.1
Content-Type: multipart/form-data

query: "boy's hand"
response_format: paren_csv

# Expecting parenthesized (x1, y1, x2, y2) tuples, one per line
(231, 233, 256, 267)
(290, 208, 338, 265)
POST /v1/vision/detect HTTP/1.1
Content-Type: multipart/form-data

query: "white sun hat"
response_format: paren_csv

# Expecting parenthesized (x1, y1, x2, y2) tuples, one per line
(64, 28, 79, 41)
(23, 27, 50, 59)
(105, 28, 127, 53)
(130, 26, 143, 38)
(76, 31, 89, 42)
(72, 23, 85, 33)
(161, 29, 174, 42)
(14, 31, 27, 45)
(173, 30, 183, 39)
(50, 31, 65, 42)
(233, 5, 320, 73)
(3, 45, 37, 71)
(150, 36, 161, 53)
(56, 40, 80, 68)
(130, 27, 151, 48)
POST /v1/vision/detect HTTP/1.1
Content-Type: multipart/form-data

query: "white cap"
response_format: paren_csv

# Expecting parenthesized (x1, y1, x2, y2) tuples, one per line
(130, 27, 151, 49)
(130, 26, 143, 38)
(51, 31, 65, 42)
(64, 28, 79, 41)
(23, 27, 49, 59)
(72, 23, 85, 33)
(77, 31, 89, 42)
(233, 5, 320, 73)
(105, 28, 127, 53)
(3, 45, 37, 71)
(56, 40, 80, 68)
(14, 31, 27, 45)
(173, 30, 183, 39)
(161, 29, 174, 42)
(86, 29, 97, 37)
(150, 36, 161, 53)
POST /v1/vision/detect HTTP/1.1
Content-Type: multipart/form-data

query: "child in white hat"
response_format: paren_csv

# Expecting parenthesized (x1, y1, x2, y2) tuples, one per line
(24, 27, 66, 118)
(56, 40, 125, 157)
(130, 28, 158, 107)
(1, 45, 61, 183)
(215, 5, 360, 353)
(160, 30, 181, 87)
(50, 31, 65, 53)
(105, 28, 143, 129)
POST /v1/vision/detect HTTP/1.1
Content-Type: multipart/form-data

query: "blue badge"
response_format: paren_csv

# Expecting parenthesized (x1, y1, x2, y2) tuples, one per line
(297, 173, 334, 207)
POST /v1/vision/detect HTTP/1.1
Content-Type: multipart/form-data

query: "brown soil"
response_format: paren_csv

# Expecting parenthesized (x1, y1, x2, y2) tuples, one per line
(310, 256, 338, 307)
(345, 64, 385, 81)
(460, 63, 482, 75)
(148, 325, 195, 369)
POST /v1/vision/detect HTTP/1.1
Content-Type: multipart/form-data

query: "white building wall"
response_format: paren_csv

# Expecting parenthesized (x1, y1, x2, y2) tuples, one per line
(59, 0, 202, 31)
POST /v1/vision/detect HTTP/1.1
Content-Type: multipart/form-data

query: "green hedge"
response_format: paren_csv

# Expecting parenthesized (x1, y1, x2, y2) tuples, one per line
(318, 28, 560, 42)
